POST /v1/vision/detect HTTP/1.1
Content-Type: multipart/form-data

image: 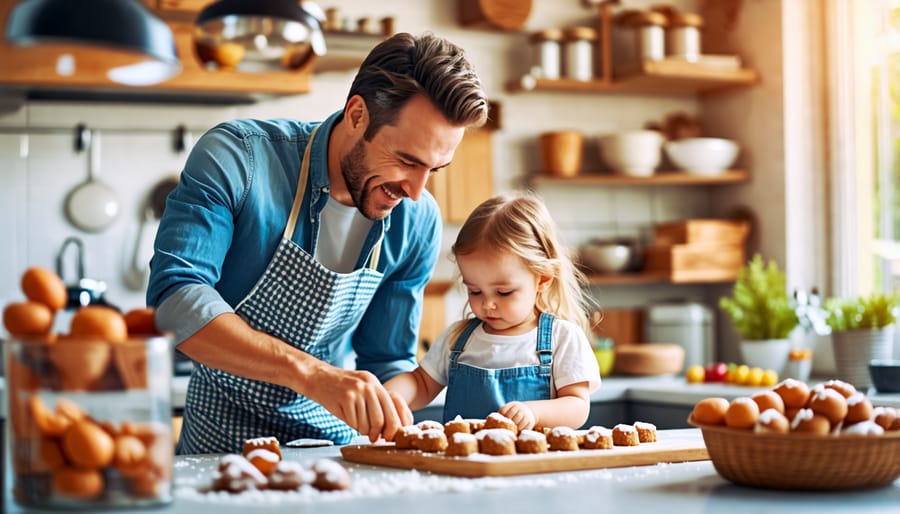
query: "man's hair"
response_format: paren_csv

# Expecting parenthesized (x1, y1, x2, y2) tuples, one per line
(347, 32, 488, 141)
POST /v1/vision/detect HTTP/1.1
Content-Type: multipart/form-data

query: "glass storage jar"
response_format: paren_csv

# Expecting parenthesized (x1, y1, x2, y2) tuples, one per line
(667, 12, 703, 62)
(562, 26, 597, 81)
(616, 11, 667, 61)
(5, 335, 173, 510)
(529, 28, 564, 80)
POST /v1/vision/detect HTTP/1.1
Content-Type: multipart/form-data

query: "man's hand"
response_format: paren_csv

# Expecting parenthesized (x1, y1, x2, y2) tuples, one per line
(308, 365, 413, 442)
(499, 401, 537, 431)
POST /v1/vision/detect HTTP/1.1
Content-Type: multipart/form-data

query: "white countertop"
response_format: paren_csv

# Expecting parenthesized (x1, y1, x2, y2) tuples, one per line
(4, 374, 900, 418)
(6, 430, 899, 514)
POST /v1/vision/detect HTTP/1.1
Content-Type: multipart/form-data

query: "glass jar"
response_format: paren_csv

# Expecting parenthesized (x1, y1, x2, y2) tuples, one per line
(529, 28, 564, 80)
(667, 12, 703, 62)
(5, 335, 173, 510)
(563, 27, 597, 81)
(617, 11, 666, 61)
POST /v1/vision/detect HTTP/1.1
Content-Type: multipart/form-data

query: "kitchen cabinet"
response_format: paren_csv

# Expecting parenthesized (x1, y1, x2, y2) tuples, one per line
(427, 127, 495, 224)
(0, 1, 314, 100)
(418, 281, 454, 361)
(427, 101, 500, 224)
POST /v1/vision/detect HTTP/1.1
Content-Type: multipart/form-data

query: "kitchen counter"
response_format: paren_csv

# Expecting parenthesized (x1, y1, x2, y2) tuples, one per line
(5, 429, 899, 514)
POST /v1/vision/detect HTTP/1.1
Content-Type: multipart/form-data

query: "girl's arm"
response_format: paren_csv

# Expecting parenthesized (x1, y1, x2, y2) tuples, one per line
(384, 367, 446, 412)
(499, 382, 591, 430)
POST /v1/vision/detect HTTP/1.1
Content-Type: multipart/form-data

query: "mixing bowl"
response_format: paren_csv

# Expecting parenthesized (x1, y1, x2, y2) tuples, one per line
(580, 240, 634, 273)
(597, 130, 664, 177)
(663, 137, 739, 176)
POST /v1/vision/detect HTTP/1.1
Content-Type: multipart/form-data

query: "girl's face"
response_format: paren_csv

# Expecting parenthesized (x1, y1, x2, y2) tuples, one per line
(456, 247, 551, 336)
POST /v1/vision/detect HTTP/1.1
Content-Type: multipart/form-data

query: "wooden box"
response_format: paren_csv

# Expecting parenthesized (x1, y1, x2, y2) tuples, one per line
(590, 308, 644, 344)
(644, 244, 745, 283)
(653, 219, 749, 247)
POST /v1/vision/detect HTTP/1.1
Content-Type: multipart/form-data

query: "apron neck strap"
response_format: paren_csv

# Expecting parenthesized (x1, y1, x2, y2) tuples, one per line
(283, 124, 383, 271)
(284, 125, 320, 240)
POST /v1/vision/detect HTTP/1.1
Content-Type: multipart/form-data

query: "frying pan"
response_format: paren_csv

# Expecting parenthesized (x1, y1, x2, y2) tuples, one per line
(64, 129, 120, 232)
(122, 175, 179, 291)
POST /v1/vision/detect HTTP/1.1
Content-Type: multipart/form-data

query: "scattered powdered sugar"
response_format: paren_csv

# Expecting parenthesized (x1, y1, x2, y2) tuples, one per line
(633, 421, 656, 430)
(613, 424, 636, 433)
(176, 468, 564, 505)
(758, 408, 782, 423)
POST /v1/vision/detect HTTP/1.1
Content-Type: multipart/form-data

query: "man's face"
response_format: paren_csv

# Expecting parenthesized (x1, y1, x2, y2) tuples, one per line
(340, 95, 465, 220)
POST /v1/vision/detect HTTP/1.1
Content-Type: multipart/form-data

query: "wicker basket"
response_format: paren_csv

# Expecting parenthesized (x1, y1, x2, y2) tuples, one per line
(688, 417, 900, 490)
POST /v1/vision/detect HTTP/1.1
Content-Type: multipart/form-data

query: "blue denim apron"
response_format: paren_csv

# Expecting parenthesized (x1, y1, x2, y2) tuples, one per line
(178, 126, 385, 454)
(442, 312, 554, 422)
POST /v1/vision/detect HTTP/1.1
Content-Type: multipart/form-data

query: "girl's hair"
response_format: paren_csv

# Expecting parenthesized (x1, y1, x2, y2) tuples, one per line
(448, 191, 594, 340)
(348, 32, 488, 141)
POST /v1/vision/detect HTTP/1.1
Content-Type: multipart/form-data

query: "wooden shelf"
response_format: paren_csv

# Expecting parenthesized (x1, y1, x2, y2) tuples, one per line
(584, 271, 736, 286)
(507, 61, 758, 96)
(530, 169, 749, 186)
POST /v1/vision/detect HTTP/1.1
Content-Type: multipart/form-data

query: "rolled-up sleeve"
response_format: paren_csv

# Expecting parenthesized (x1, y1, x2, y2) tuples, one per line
(146, 125, 247, 343)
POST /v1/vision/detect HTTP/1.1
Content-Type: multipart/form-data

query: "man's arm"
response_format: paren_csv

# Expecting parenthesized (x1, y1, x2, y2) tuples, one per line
(177, 311, 413, 441)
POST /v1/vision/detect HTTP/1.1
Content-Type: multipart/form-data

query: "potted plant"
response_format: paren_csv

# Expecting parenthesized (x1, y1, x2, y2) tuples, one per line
(719, 254, 799, 373)
(824, 291, 898, 389)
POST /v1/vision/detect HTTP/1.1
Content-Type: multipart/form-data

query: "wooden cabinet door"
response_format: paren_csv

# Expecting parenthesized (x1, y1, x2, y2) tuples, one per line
(428, 127, 494, 223)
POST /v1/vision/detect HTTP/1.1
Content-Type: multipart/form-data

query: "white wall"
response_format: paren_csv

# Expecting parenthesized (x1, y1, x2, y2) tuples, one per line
(0, 0, 788, 362)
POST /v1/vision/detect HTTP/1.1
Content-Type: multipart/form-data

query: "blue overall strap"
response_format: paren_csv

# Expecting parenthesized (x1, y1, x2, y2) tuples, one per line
(448, 318, 482, 371)
(536, 312, 554, 377)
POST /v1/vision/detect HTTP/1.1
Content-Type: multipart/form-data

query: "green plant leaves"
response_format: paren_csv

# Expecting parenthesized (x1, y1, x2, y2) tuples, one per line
(824, 292, 899, 332)
(719, 254, 799, 340)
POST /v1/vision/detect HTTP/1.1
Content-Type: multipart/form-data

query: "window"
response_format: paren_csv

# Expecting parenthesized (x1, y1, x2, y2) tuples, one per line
(829, 0, 900, 296)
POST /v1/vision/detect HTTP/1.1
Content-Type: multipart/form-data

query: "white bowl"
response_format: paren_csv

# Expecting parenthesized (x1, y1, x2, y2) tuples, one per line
(597, 130, 664, 177)
(664, 137, 739, 176)
(580, 241, 633, 273)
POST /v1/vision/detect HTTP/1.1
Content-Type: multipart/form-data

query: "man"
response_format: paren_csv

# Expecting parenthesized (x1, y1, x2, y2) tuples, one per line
(147, 32, 488, 454)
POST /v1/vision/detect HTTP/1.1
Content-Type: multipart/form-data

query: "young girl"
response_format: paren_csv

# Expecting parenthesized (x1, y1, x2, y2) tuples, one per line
(385, 192, 601, 430)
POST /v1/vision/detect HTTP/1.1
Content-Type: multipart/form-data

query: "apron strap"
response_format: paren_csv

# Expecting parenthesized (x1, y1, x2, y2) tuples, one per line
(284, 124, 383, 270)
(283, 125, 320, 240)
(448, 318, 481, 371)
(536, 312, 554, 377)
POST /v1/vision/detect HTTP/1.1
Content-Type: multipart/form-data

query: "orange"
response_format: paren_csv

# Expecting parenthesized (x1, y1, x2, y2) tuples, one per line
(123, 307, 159, 335)
(70, 306, 128, 343)
(21, 266, 68, 311)
(3, 301, 54, 336)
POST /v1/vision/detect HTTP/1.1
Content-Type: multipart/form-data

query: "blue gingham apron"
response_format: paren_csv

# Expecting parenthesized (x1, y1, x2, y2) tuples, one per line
(442, 312, 554, 422)
(177, 126, 385, 454)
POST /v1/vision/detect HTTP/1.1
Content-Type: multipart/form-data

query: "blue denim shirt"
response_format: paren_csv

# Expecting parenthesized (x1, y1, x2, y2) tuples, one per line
(146, 110, 441, 381)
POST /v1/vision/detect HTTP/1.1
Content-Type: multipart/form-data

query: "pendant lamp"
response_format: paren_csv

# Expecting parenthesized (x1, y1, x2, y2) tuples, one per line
(5, 0, 181, 86)
(195, 0, 326, 72)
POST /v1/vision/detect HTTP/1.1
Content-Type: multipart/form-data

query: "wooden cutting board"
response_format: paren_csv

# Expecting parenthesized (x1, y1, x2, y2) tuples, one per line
(340, 428, 708, 477)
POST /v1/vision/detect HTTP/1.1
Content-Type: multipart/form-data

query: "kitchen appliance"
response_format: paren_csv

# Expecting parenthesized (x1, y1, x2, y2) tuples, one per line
(645, 302, 713, 372)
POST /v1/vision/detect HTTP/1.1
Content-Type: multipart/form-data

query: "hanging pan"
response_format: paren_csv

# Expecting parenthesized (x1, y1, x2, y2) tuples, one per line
(64, 125, 120, 232)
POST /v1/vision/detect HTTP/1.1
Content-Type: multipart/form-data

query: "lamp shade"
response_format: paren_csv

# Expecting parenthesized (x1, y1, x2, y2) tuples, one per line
(5, 0, 181, 86)
(195, 0, 325, 72)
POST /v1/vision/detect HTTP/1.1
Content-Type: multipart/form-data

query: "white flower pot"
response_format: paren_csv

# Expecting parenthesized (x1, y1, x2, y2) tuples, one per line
(739, 338, 791, 374)
(831, 326, 895, 389)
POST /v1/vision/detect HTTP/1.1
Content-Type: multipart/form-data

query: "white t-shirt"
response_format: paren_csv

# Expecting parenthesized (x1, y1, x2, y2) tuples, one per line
(418, 317, 602, 396)
(315, 196, 374, 273)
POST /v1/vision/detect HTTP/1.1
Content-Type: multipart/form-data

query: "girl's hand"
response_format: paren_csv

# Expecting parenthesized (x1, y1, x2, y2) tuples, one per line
(499, 401, 536, 431)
